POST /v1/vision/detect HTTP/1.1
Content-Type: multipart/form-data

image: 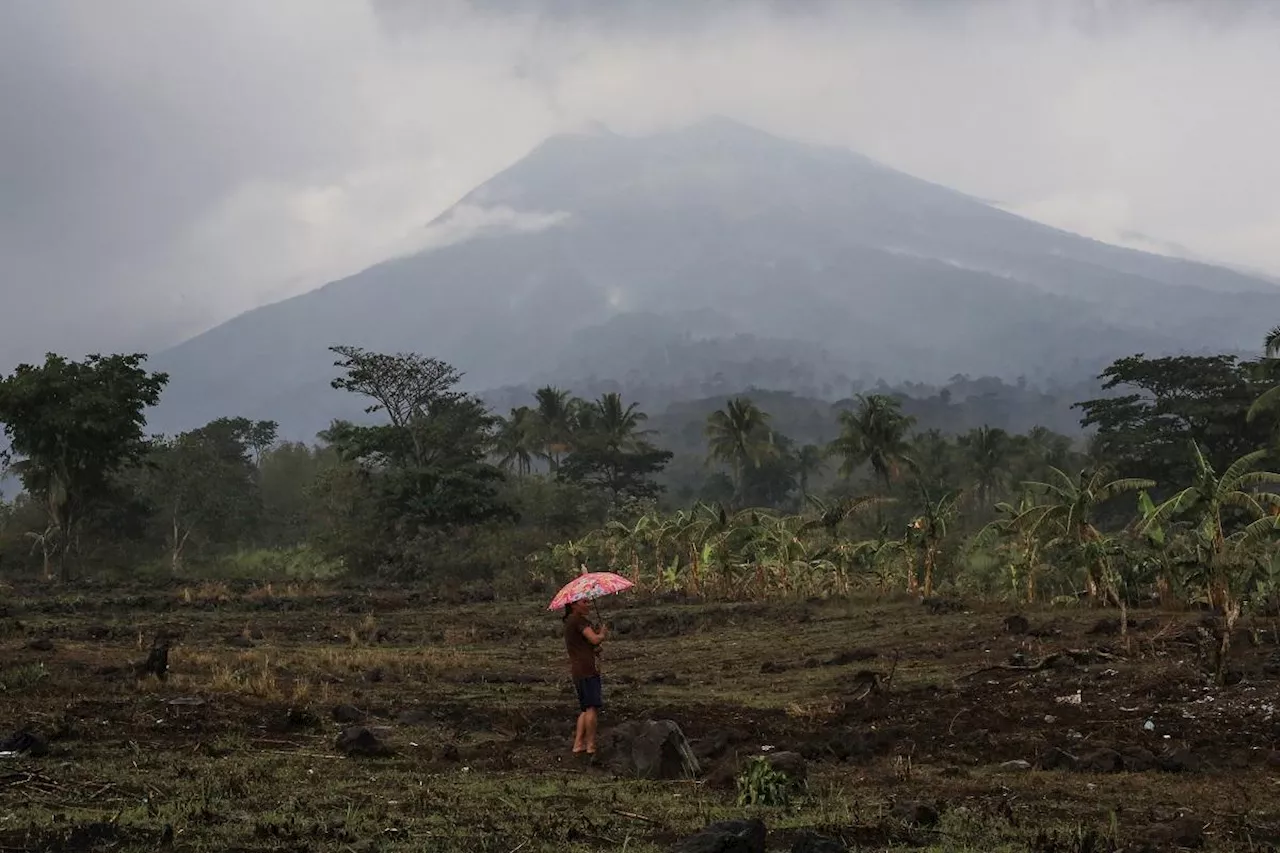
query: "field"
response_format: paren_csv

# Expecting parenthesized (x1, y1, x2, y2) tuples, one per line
(3, 581, 1280, 852)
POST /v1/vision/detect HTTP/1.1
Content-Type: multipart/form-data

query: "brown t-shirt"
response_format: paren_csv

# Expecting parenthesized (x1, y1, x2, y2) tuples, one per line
(564, 613, 599, 679)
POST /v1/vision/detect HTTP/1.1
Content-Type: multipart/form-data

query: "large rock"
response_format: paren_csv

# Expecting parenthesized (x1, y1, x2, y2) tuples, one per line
(791, 832, 848, 853)
(601, 720, 700, 780)
(670, 819, 766, 853)
(335, 726, 392, 757)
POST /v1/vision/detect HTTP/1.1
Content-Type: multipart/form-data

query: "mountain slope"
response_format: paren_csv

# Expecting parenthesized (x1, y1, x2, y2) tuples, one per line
(150, 118, 1280, 438)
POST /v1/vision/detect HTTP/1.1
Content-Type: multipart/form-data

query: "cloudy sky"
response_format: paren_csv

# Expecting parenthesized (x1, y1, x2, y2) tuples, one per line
(2, 0, 1279, 371)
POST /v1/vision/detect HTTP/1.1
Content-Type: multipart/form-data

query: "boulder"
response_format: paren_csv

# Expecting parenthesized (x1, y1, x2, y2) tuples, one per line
(791, 832, 848, 853)
(601, 720, 700, 780)
(335, 726, 392, 757)
(0, 729, 49, 756)
(670, 819, 766, 853)
(331, 704, 364, 724)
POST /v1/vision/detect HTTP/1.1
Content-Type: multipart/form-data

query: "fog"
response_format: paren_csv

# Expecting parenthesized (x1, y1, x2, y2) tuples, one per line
(2, 0, 1278, 370)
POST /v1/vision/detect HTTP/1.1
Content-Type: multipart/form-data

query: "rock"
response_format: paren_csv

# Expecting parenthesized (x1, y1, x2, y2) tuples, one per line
(1158, 747, 1202, 773)
(1078, 748, 1125, 773)
(226, 635, 255, 648)
(396, 709, 433, 726)
(1120, 746, 1156, 772)
(285, 708, 321, 730)
(1002, 614, 1030, 635)
(1145, 816, 1206, 848)
(1087, 617, 1122, 636)
(26, 637, 55, 652)
(760, 660, 788, 674)
(433, 743, 460, 762)
(791, 832, 848, 853)
(692, 730, 735, 765)
(335, 726, 392, 757)
(998, 759, 1032, 771)
(0, 730, 49, 756)
(600, 720, 700, 780)
(331, 704, 364, 724)
(669, 819, 766, 853)
(891, 800, 940, 827)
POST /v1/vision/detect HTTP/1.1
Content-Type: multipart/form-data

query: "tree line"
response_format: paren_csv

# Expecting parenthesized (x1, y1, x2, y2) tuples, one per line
(1, 330, 1278, 626)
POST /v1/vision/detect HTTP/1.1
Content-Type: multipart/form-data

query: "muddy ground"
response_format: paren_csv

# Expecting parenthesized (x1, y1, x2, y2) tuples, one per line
(3, 580, 1280, 852)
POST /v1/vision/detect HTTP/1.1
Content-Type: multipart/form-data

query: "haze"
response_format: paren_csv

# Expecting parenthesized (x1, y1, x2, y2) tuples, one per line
(2, 0, 1279, 372)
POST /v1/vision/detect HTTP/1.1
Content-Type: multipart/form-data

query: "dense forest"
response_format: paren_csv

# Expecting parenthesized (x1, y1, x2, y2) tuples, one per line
(2, 330, 1279, 670)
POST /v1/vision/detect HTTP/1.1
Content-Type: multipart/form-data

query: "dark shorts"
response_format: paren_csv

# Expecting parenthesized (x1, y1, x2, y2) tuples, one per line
(574, 675, 603, 711)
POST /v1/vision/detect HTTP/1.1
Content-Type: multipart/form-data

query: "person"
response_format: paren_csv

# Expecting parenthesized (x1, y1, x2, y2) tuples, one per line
(563, 598, 608, 756)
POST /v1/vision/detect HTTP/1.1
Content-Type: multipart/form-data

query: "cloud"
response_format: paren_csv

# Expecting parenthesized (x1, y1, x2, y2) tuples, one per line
(2, 0, 1279, 369)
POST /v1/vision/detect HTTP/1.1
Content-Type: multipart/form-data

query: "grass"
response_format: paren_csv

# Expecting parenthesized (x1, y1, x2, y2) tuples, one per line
(1, 583, 1279, 851)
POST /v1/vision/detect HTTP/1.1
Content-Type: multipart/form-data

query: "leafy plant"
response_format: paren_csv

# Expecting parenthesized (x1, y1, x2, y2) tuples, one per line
(735, 756, 793, 808)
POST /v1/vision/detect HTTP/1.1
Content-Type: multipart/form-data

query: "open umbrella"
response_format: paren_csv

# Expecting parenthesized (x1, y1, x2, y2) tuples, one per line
(547, 570, 634, 611)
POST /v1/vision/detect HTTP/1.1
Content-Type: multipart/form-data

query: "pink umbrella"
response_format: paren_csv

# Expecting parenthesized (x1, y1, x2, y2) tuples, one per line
(547, 570, 634, 611)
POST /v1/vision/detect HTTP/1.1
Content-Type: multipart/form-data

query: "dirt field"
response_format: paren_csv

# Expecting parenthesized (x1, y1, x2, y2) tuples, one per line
(3, 580, 1280, 852)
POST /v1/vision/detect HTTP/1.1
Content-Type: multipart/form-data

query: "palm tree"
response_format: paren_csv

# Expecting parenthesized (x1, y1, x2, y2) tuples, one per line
(828, 394, 915, 491)
(1016, 466, 1155, 602)
(959, 425, 1011, 508)
(532, 386, 576, 470)
(1247, 324, 1280, 422)
(578, 392, 653, 451)
(704, 397, 777, 504)
(492, 406, 538, 477)
(1141, 442, 1280, 679)
(794, 444, 826, 501)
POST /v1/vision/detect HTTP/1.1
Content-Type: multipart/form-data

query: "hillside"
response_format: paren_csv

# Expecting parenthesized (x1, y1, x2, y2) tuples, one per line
(148, 118, 1280, 438)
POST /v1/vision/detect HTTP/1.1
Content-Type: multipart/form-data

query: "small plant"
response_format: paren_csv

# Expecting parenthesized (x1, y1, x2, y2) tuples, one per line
(736, 756, 792, 808)
(0, 662, 47, 692)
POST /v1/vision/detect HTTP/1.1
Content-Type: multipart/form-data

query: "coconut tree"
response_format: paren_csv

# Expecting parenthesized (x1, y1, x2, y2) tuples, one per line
(705, 398, 778, 505)
(828, 394, 915, 491)
(492, 406, 538, 477)
(959, 425, 1011, 509)
(1247, 324, 1280, 422)
(578, 392, 653, 452)
(1141, 442, 1280, 680)
(794, 443, 826, 502)
(532, 386, 577, 470)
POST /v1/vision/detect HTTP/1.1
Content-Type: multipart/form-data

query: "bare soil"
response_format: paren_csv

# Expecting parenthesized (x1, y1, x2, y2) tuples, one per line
(2, 580, 1279, 851)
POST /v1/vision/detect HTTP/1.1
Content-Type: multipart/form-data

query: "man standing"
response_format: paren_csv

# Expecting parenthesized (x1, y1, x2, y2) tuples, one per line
(564, 599, 608, 757)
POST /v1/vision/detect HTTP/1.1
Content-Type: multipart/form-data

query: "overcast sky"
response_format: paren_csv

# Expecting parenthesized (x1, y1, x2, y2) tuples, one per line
(2, 0, 1279, 371)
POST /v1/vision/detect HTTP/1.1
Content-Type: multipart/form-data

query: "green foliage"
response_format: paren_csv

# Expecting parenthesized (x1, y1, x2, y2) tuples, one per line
(218, 546, 345, 580)
(0, 353, 168, 580)
(830, 394, 915, 488)
(736, 756, 794, 808)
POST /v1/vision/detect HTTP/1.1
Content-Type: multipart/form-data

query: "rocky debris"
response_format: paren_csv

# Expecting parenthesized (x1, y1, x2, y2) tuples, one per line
(599, 720, 700, 780)
(1145, 816, 1207, 848)
(1037, 745, 1203, 774)
(26, 637, 54, 652)
(396, 708, 433, 726)
(762, 751, 807, 786)
(760, 660, 789, 674)
(790, 832, 848, 853)
(226, 634, 255, 648)
(334, 726, 392, 757)
(669, 819, 766, 853)
(1002, 614, 1030, 635)
(824, 648, 878, 666)
(921, 596, 966, 615)
(890, 800, 941, 827)
(331, 704, 364, 724)
(0, 729, 49, 756)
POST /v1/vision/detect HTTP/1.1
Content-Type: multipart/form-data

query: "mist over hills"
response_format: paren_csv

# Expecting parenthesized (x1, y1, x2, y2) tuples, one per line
(149, 118, 1280, 439)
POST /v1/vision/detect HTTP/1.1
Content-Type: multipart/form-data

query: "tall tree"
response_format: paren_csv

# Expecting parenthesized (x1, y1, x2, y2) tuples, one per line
(0, 353, 168, 580)
(532, 386, 577, 470)
(322, 347, 513, 573)
(560, 393, 671, 509)
(794, 443, 826, 502)
(959, 425, 1011, 508)
(492, 406, 539, 477)
(829, 394, 915, 490)
(1247, 325, 1280, 424)
(141, 418, 266, 572)
(704, 397, 777, 504)
(1077, 354, 1274, 490)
